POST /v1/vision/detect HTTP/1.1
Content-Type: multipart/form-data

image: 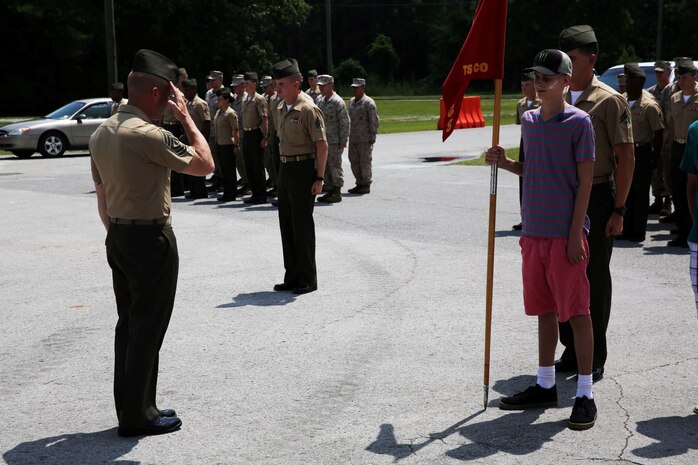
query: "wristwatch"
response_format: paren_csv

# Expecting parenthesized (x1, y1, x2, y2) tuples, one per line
(612, 205, 627, 217)
(314, 175, 324, 182)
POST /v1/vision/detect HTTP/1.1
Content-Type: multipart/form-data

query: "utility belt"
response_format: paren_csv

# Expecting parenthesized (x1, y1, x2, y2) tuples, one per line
(243, 127, 261, 132)
(280, 154, 314, 163)
(110, 217, 171, 226)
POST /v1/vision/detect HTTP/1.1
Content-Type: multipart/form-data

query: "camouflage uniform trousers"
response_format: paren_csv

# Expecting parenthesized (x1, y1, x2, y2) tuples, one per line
(324, 144, 345, 189)
(348, 142, 373, 187)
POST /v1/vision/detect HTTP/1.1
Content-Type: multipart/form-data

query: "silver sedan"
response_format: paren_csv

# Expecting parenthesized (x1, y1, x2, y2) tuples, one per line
(0, 98, 113, 158)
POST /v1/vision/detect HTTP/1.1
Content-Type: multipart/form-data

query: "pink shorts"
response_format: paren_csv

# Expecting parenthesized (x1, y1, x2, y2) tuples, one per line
(520, 235, 590, 323)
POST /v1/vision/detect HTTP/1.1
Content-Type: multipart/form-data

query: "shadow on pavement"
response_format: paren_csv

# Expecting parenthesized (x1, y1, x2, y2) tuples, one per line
(367, 375, 573, 462)
(366, 409, 566, 462)
(217, 291, 297, 308)
(3, 429, 139, 465)
(632, 415, 698, 460)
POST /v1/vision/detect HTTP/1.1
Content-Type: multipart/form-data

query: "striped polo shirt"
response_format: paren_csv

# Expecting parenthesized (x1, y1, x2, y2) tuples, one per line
(521, 105, 596, 238)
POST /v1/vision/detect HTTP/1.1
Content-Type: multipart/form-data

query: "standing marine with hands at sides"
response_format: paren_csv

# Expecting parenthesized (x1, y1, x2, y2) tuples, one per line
(485, 49, 599, 431)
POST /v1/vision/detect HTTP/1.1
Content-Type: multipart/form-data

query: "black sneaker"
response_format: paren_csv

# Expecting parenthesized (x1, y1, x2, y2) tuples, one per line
(568, 396, 597, 430)
(499, 384, 558, 410)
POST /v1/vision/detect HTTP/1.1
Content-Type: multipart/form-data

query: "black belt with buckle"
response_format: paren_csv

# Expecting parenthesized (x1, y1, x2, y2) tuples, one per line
(280, 154, 315, 163)
(110, 217, 171, 225)
(243, 127, 261, 132)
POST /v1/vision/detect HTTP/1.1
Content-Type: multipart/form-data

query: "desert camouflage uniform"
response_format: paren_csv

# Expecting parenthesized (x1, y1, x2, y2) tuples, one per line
(317, 91, 350, 189)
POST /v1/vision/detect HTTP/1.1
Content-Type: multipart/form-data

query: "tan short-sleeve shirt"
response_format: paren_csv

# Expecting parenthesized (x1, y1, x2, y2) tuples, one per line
(241, 92, 268, 130)
(515, 97, 541, 125)
(567, 76, 634, 181)
(89, 105, 194, 220)
(667, 85, 698, 140)
(187, 94, 211, 133)
(214, 106, 239, 146)
(625, 90, 663, 145)
(275, 94, 326, 156)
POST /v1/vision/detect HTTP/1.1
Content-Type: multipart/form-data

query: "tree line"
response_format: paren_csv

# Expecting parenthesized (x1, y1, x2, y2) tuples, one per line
(2, 0, 697, 114)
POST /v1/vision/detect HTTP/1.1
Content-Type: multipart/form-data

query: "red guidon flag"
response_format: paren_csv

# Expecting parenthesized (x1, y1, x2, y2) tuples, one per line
(441, 0, 508, 141)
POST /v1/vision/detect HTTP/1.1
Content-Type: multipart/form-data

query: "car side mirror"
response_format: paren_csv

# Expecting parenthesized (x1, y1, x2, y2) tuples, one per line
(75, 114, 86, 123)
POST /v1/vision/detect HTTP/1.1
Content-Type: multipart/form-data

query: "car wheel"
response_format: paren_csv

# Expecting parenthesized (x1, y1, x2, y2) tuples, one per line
(38, 132, 68, 157)
(11, 150, 35, 158)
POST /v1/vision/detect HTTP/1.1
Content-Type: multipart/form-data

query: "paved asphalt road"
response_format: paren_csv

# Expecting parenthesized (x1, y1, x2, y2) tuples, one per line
(1, 126, 696, 465)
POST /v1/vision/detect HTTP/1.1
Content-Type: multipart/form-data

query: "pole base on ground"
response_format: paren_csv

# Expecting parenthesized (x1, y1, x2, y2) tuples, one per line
(483, 384, 489, 409)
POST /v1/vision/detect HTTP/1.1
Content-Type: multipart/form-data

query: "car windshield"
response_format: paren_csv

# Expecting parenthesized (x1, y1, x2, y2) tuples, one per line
(44, 101, 85, 120)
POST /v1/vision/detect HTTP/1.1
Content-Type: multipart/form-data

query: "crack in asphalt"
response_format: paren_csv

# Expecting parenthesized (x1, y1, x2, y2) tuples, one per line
(611, 377, 635, 463)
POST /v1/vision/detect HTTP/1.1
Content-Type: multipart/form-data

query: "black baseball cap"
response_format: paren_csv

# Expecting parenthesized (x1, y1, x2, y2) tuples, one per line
(525, 49, 573, 76)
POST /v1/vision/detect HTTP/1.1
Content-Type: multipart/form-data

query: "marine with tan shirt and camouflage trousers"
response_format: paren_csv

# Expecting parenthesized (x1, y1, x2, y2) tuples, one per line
(316, 74, 350, 203)
(348, 78, 379, 194)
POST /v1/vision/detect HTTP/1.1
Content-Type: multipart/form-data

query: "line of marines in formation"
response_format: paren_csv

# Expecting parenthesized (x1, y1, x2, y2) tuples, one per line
(110, 68, 380, 206)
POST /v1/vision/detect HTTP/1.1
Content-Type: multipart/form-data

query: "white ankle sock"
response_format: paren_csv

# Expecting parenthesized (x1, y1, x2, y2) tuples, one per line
(537, 365, 556, 389)
(576, 374, 593, 399)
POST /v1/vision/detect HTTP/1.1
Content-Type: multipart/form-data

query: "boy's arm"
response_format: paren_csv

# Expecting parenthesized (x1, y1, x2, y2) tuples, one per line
(567, 161, 594, 264)
(485, 145, 523, 176)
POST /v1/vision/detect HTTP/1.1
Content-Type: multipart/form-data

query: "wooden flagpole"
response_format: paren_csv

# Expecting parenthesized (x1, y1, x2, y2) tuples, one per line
(483, 78, 503, 409)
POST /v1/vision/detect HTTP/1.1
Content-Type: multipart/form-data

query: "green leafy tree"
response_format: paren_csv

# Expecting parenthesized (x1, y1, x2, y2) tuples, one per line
(334, 58, 367, 86)
(366, 34, 400, 81)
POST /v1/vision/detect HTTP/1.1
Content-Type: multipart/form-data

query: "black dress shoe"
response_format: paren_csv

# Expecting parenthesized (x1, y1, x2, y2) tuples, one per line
(273, 282, 295, 291)
(592, 367, 604, 383)
(217, 195, 236, 202)
(668, 237, 689, 248)
(659, 212, 678, 223)
(118, 416, 182, 437)
(159, 409, 177, 417)
(512, 223, 522, 231)
(554, 358, 578, 373)
(250, 197, 267, 205)
(293, 284, 317, 295)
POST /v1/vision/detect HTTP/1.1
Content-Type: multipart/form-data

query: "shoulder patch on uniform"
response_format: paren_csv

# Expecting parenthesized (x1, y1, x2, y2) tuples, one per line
(620, 109, 631, 127)
(162, 130, 188, 156)
(315, 117, 324, 130)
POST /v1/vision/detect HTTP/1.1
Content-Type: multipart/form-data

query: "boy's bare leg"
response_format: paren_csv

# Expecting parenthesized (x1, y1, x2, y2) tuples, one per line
(538, 312, 559, 367)
(569, 314, 593, 375)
